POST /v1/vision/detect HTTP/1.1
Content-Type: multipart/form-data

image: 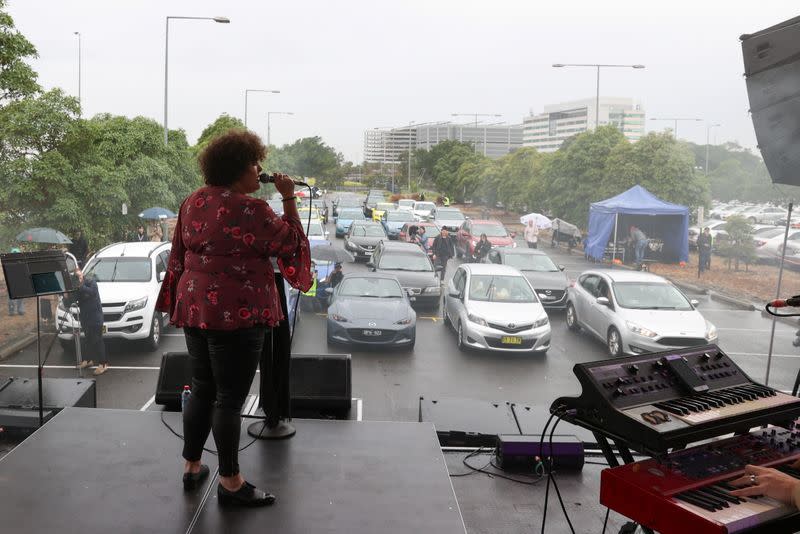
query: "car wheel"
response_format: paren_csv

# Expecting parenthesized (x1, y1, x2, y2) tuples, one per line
(457, 321, 467, 352)
(145, 313, 161, 352)
(566, 303, 580, 332)
(607, 327, 623, 357)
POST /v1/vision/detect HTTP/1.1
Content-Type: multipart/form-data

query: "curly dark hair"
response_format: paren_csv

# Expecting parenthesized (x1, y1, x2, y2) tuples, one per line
(198, 130, 267, 186)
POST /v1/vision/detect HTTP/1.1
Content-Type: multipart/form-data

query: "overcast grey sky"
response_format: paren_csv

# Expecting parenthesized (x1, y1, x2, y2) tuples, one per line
(7, 1, 798, 162)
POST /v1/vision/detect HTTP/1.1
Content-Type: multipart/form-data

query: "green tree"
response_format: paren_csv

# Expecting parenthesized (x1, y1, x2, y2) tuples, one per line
(0, 0, 40, 104)
(717, 215, 756, 271)
(193, 113, 245, 155)
(264, 136, 343, 183)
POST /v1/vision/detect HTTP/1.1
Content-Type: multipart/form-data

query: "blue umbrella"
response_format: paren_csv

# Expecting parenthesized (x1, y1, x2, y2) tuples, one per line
(139, 207, 177, 220)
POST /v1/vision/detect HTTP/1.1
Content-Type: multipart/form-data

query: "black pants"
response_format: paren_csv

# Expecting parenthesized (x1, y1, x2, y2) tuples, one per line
(84, 323, 106, 363)
(182, 326, 265, 477)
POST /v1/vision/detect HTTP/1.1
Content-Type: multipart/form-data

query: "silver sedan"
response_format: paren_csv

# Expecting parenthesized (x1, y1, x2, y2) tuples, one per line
(565, 269, 717, 357)
(443, 263, 551, 353)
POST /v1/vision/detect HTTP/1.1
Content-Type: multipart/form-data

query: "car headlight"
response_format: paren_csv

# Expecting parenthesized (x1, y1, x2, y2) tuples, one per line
(467, 313, 487, 326)
(424, 286, 441, 295)
(330, 313, 348, 322)
(345, 241, 358, 250)
(626, 321, 657, 338)
(705, 322, 718, 340)
(395, 317, 412, 325)
(124, 297, 148, 314)
(534, 316, 549, 328)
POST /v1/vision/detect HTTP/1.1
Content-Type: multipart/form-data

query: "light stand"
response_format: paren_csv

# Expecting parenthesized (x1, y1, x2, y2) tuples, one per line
(767, 201, 793, 386)
(248, 271, 296, 439)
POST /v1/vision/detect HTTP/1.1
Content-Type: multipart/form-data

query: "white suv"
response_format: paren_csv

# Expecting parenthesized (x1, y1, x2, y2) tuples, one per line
(57, 241, 171, 351)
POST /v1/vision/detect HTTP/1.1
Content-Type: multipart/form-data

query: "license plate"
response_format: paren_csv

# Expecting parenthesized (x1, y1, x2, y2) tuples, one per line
(363, 329, 382, 336)
(501, 336, 522, 345)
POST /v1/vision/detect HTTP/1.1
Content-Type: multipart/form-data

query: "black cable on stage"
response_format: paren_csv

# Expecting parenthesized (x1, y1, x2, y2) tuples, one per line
(547, 416, 575, 534)
(449, 448, 545, 485)
(602, 507, 610, 534)
(765, 303, 800, 317)
(538, 410, 557, 534)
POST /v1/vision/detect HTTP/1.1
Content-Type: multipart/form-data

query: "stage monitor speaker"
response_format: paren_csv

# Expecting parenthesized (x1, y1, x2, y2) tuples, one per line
(741, 16, 800, 186)
(155, 352, 191, 409)
(290, 353, 351, 413)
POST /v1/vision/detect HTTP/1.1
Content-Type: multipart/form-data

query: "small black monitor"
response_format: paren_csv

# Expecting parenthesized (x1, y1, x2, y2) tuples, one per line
(1, 250, 77, 299)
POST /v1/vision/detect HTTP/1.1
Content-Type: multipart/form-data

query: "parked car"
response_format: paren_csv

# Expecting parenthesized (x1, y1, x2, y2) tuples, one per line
(688, 220, 729, 249)
(412, 201, 437, 221)
(371, 202, 397, 222)
(310, 199, 329, 224)
(455, 219, 516, 259)
(364, 193, 385, 218)
(56, 241, 172, 352)
(335, 208, 367, 238)
(326, 273, 416, 348)
(344, 221, 387, 261)
(304, 220, 329, 244)
(738, 205, 787, 225)
(381, 209, 416, 239)
(484, 249, 568, 309)
(367, 241, 441, 309)
(443, 263, 551, 353)
(565, 270, 717, 357)
(397, 199, 416, 213)
(432, 207, 466, 231)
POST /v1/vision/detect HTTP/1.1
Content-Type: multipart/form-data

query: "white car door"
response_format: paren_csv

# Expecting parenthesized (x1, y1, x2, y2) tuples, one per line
(575, 274, 600, 336)
(446, 267, 467, 326)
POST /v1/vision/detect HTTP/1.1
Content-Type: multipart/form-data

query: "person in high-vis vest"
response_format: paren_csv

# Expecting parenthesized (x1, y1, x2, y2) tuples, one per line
(301, 264, 319, 311)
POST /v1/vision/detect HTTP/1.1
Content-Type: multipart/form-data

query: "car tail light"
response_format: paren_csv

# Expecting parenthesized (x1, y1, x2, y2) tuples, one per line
(754, 240, 766, 247)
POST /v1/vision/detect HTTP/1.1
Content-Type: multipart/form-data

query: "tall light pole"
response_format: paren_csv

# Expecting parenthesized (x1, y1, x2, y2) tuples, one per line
(244, 89, 280, 128)
(267, 111, 294, 147)
(705, 123, 721, 175)
(649, 117, 702, 139)
(164, 15, 230, 145)
(73, 32, 81, 113)
(552, 63, 645, 129)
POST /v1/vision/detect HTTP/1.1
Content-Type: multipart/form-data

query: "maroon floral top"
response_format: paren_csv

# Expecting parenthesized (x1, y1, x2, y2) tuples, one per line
(155, 186, 312, 330)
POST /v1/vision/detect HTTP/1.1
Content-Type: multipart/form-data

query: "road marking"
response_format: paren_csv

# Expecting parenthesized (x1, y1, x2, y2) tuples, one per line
(139, 395, 156, 411)
(0, 364, 162, 370)
(717, 328, 793, 333)
(356, 397, 363, 421)
(162, 333, 185, 337)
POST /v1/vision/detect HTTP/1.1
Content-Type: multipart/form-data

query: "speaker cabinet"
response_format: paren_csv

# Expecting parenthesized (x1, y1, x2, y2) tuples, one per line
(741, 16, 800, 186)
(155, 352, 191, 409)
(291, 353, 351, 412)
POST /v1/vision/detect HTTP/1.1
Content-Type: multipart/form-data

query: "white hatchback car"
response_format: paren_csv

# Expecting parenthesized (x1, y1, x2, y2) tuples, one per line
(443, 263, 551, 353)
(57, 241, 171, 351)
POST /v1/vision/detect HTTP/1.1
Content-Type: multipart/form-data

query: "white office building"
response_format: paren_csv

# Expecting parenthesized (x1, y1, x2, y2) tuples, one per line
(364, 122, 523, 163)
(522, 97, 645, 152)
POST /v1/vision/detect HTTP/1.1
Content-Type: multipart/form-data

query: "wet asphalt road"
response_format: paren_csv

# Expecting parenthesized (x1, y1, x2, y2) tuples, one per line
(2, 211, 799, 422)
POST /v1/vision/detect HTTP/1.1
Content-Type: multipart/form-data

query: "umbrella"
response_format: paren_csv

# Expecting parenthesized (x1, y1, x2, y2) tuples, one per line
(16, 227, 72, 244)
(310, 244, 354, 263)
(139, 207, 177, 220)
(519, 213, 552, 229)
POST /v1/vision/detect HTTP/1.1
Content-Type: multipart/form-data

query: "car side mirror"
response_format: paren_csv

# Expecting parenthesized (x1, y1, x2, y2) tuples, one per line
(596, 296, 611, 307)
(158, 271, 166, 282)
(558, 265, 565, 271)
(690, 299, 699, 306)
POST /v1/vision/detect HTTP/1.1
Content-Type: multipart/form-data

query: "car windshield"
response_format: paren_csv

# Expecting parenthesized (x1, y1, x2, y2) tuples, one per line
(472, 224, 508, 237)
(755, 228, 784, 238)
(468, 275, 536, 303)
(339, 209, 365, 220)
(351, 225, 386, 237)
(415, 202, 435, 211)
(613, 282, 693, 310)
(84, 258, 152, 282)
(398, 200, 415, 207)
(436, 210, 464, 220)
(503, 254, 559, 272)
(378, 252, 432, 271)
(387, 211, 414, 222)
(376, 203, 395, 211)
(338, 277, 404, 298)
(305, 222, 326, 237)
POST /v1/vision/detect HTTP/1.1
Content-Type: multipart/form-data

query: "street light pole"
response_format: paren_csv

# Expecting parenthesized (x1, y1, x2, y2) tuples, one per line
(648, 117, 702, 139)
(552, 63, 645, 130)
(705, 123, 721, 176)
(164, 16, 230, 145)
(245, 89, 280, 128)
(267, 111, 294, 147)
(73, 32, 81, 112)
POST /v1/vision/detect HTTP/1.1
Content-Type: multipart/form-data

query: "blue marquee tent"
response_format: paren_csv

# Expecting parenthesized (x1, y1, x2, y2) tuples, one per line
(584, 185, 689, 263)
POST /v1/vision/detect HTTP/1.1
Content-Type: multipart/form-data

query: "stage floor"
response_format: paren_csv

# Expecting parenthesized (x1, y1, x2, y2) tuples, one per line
(0, 408, 466, 534)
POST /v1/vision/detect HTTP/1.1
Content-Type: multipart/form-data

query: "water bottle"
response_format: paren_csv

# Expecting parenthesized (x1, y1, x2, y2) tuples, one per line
(181, 385, 191, 411)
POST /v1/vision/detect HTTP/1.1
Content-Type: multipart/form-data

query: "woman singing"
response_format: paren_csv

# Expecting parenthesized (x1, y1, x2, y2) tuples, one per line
(156, 130, 311, 507)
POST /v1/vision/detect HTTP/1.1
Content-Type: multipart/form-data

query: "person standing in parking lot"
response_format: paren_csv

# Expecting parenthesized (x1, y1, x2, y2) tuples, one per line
(432, 228, 455, 281)
(473, 233, 492, 262)
(524, 219, 539, 249)
(64, 268, 109, 375)
(415, 226, 428, 253)
(156, 130, 311, 507)
(697, 227, 713, 274)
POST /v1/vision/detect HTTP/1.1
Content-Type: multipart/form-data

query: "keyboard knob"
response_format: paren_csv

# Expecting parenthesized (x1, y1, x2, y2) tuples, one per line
(701, 353, 710, 362)
(614, 388, 625, 397)
(628, 364, 639, 374)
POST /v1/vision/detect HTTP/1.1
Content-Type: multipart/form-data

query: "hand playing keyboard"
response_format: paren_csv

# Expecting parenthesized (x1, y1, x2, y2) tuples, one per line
(729, 464, 800, 507)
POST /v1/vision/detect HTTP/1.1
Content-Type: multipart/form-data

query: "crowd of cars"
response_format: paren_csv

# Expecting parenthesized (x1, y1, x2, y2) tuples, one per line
(51, 189, 720, 360)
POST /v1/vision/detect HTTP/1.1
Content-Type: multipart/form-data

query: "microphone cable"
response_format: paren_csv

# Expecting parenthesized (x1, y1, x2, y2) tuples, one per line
(765, 296, 800, 317)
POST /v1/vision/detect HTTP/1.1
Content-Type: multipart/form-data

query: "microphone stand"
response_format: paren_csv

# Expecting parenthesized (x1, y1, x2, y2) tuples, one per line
(768, 201, 792, 387)
(247, 270, 296, 439)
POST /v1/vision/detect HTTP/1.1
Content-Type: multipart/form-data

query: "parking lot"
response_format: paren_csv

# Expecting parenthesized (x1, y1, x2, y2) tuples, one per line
(2, 207, 800, 422)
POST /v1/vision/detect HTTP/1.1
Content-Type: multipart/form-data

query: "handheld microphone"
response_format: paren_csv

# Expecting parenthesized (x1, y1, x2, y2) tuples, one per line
(258, 172, 309, 187)
(769, 295, 800, 308)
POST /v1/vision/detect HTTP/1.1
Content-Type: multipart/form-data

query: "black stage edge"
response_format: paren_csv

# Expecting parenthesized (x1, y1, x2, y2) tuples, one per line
(0, 408, 466, 534)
